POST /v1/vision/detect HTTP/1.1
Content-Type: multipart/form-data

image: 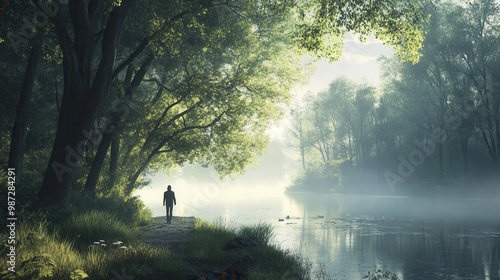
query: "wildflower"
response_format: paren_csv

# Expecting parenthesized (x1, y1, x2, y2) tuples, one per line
(93, 241, 100, 245)
(100, 244, 106, 247)
(120, 246, 128, 250)
(99, 240, 105, 244)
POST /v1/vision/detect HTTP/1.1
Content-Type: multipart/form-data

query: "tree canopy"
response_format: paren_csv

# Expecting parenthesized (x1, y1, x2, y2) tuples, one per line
(0, 0, 431, 206)
(287, 0, 500, 195)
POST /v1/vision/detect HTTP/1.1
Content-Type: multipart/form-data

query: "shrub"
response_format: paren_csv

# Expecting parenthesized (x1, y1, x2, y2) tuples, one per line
(287, 160, 344, 192)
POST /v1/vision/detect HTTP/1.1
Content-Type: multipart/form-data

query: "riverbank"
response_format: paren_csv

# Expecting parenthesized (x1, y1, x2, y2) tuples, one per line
(1, 214, 318, 280)
(138, 216, 314, 279)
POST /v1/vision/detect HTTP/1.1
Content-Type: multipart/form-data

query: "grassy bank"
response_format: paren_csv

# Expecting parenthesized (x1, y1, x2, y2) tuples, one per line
(1, 210, 318, 280)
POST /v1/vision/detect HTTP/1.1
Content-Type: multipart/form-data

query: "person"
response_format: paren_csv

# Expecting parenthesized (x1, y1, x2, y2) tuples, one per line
(163, 185, 176, 224)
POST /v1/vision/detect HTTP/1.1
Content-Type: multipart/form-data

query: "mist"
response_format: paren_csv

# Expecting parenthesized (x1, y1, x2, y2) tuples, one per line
(136, 139, 299, 218)
(2, 0, 499, 279)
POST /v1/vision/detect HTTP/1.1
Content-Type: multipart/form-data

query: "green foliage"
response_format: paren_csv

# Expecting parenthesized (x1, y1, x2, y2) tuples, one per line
(0, 220, 84, 280)
(0, 252, 59, 280)
(287, 160, 343, 193)
(2, 0, 433, 205)
(238, 223, 274, 245)
(60, 210, 136, 250)
(69, 269, 89, 280)
(82, 241, 172, 279)
(292, 0, 430, 62)
(19, 253, 56, 280)
(41, 193, 153, 228)
(1, 213, 314, 279)
(0, 218, 175, 280)
(184, 219, 311, 279)
(291, 0, 500, 195)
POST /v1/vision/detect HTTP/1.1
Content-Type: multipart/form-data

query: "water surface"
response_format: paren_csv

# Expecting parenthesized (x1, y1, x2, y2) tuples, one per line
(145, 190, 500, 279)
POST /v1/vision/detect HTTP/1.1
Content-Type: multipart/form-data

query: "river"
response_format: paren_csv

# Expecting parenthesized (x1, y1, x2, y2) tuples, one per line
(138, 180, 500, 280)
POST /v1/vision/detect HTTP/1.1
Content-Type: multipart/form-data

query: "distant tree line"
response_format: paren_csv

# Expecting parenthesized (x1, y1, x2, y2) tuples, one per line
(0, 0, 428, 207)
(288, 0, 500, 196)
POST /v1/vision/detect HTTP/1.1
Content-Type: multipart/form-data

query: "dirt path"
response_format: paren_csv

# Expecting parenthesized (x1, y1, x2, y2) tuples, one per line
(139, 216, 196, 249)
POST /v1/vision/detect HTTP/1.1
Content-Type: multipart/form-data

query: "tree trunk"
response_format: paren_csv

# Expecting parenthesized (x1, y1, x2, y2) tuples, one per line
(84, 128, 115, 194)
(38, 2, 133, 206)
(460, 138, 468, 174)
(348, 131, 353, 161)
(8, 36, 42, 173)
(300, 143, 306, 171)
(106, 134, 120, 189)
(83, 52, 153, 195)
(438, 108, 445, 182)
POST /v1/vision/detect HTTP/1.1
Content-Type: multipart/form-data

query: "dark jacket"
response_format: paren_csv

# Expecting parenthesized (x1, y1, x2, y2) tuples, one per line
(163, 190, 176, 206)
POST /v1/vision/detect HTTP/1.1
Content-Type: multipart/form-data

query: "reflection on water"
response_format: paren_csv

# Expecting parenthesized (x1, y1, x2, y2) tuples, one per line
(143, 189, 500, 279)
(281, 193, 500, 280)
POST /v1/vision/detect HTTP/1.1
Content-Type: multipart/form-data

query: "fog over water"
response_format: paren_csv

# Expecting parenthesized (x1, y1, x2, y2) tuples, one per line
(135, 136, 500, 280)
(136, 26, 500, 280)
(137, 165, 500, 279)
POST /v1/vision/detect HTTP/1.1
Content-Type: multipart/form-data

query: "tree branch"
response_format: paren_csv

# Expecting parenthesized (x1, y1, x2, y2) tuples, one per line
(112, 37, 150, 81)
(139, 99, 201, 155)
(144, 78, 175, 92)
(124, 54, 154, 97)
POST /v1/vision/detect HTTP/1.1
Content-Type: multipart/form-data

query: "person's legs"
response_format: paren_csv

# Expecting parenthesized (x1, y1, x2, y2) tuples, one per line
(167, 205, 173, 224)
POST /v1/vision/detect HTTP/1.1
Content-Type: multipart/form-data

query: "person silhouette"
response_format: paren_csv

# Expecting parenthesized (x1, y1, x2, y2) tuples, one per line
(163, 185, 176, 224)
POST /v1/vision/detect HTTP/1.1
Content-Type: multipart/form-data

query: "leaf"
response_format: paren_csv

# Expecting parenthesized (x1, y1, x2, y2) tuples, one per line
(70, 269, 90, 280)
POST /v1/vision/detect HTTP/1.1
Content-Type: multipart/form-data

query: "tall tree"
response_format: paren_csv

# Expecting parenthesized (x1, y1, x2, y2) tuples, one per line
(2, 0, 430, 206)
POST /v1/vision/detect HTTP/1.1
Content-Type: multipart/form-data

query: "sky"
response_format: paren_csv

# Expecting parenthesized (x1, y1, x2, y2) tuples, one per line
(267, 33, 393, 140)
(135, 34, 394, 216)
(296, 34, 393, 94)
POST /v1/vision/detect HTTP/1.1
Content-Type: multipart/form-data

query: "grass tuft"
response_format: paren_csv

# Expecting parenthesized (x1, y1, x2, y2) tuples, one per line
(181, 219, 313, 279)
(60, 210, 136, 250)
(1, 220, 84, 279)
(1, 215, 315, 280)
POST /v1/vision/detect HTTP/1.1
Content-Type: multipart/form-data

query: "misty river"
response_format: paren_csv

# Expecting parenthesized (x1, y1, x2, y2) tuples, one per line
(144, 189, 500, 279)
